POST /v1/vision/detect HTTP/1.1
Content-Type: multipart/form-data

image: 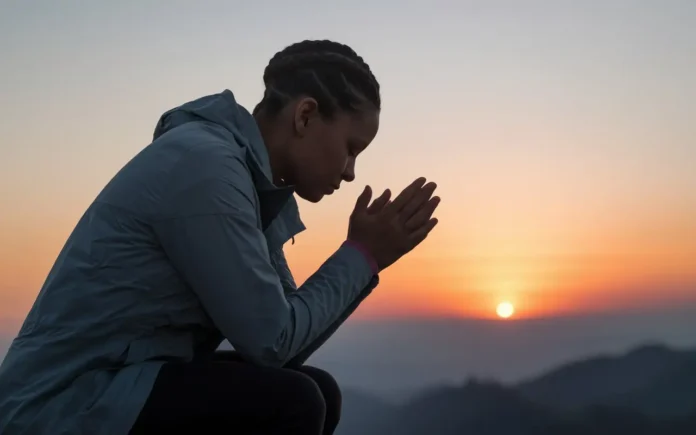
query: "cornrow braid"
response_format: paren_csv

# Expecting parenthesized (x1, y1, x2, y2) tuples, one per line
(266, 40, 361, 63)
(253, 40, 381, 118)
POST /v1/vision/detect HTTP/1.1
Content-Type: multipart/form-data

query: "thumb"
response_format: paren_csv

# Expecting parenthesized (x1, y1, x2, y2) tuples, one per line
(353, 185, 372, 213)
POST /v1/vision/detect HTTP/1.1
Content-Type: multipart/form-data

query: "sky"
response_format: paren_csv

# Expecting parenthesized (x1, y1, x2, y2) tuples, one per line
(1, 0, 695, 356)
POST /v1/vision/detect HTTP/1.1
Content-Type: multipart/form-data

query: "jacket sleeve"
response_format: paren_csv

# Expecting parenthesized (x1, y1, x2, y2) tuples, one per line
(152, 148, 377, 367)
(285, 274, 378, 368)
(269, 245, 379, 367)
(269, 248, 298, 296)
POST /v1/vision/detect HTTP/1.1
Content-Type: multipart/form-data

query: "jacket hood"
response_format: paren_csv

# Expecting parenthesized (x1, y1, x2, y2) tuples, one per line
(152, 90, 273, 180)
(152, 90, 305, 237)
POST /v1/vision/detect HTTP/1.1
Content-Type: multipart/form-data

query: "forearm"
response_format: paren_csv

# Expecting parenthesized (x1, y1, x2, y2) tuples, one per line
(283, 242, 377, 358)
(285, 274, 378, 368)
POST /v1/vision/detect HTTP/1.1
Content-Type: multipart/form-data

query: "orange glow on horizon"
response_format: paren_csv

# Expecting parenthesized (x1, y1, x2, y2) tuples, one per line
(2, 136, 696, 329)
(2, 208, 695, 328)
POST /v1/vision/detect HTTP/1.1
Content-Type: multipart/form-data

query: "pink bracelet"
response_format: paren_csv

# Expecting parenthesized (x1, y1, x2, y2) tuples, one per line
(342, 240, 379, 275)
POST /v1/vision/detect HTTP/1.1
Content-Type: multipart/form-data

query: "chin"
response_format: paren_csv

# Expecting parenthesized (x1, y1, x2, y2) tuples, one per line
(295, 189, 325, 203)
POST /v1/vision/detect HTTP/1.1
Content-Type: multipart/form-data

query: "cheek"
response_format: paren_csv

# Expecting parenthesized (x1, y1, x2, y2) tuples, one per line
(331, 146, 350, 174)
(298, 128, 348, 183)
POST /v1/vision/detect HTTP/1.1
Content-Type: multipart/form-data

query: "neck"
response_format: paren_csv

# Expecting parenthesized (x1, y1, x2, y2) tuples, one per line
(254, 112, 289, 186)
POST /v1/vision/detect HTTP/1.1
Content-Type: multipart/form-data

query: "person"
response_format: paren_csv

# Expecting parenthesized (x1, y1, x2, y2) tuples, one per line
(0, 39, 440, 435)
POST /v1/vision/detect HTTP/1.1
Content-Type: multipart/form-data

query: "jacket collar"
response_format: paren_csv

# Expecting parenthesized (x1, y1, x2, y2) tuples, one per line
(236, 104, 306, 243)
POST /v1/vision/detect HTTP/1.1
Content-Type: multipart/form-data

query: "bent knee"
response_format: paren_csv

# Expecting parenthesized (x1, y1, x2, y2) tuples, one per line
(282, 370, 327, 415)
(297, 366, 342, 403)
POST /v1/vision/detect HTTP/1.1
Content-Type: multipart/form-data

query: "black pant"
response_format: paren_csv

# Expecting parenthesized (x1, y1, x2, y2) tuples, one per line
(129, 351, 341, 434)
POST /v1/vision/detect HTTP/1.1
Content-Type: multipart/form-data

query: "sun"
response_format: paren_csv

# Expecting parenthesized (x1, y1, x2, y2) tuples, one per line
(496, 301, 515, 319)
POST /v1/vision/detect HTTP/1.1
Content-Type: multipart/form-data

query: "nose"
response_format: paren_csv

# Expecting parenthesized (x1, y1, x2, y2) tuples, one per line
(341, 159, 356, 183)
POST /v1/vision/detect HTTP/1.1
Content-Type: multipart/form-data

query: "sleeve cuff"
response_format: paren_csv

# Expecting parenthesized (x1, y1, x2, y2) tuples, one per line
(341, 239, 379, 275)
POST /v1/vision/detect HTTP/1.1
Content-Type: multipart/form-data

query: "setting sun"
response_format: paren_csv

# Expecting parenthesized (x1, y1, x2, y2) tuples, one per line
(496, 302, 515, 319)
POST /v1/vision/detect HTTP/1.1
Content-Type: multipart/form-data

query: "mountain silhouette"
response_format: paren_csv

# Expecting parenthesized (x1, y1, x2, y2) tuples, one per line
(517, 343, 696, 411)
(336, 343, 696, 435)
(337, 387, 396, 435)
(380, 380, 560, 435)
(616, 355, 696, 417)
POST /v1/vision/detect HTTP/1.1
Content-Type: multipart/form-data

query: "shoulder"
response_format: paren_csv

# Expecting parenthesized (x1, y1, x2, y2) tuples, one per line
(156, 138, 259, 220)
(176, 139, 250, 184)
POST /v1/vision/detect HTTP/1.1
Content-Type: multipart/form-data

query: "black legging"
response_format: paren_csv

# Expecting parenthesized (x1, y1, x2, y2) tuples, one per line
(129, 351, 341, 434)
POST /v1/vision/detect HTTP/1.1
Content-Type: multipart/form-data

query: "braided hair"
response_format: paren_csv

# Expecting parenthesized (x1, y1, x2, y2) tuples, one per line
(253, 40, 381, 119)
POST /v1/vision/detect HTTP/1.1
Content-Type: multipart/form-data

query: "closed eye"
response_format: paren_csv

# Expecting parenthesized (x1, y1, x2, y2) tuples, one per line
(347, 139, 364, 157)
(346, 143, 357, 157)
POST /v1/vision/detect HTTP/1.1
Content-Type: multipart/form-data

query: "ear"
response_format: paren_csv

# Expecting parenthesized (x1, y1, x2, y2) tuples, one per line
(293, 97, 319, 137)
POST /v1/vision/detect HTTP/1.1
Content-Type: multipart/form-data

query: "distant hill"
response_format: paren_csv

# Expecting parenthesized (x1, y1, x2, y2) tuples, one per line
(517, 343, 696, 412)
(379, 380, 560, 435)
(337, 388, 396, 435)
(617, 356, 696, 417)
(337, 343, 696, 435)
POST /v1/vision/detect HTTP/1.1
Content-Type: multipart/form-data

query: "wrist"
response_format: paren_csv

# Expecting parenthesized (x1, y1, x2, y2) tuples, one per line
(342, 239, 379, 275)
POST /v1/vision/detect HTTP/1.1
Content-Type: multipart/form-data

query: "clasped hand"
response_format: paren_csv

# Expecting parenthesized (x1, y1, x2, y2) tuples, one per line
(347, 177, 440, 272)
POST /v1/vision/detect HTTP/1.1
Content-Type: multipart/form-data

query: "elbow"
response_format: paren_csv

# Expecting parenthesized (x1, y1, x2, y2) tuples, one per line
(240, 344, 286, 368)
(225, 301, 300, 367)
(233, 325, 293, 368)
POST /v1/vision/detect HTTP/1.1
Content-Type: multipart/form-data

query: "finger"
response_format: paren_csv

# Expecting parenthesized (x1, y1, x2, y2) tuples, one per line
(384, 177, 427, 216)
(353, 185, 373, 213)
(404, 196, 441, 232)
(398, 182, 437, 223)
(367, 189, 392, 214)
(408, 217, 439, 245)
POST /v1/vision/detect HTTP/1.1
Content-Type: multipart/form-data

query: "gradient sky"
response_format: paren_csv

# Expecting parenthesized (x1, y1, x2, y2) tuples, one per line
(1, 1, 695, 337)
